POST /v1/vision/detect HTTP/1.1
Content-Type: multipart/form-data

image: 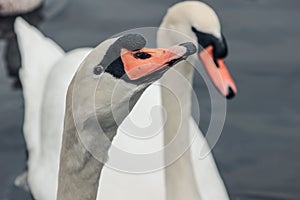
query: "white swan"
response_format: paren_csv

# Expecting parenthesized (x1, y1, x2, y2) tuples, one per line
(158, 2, 236, 200)
(15, 18, 185, 200)
(0, 0, 43, 15)
(56, 33, 196, 200)
(16, 1, 236, 200)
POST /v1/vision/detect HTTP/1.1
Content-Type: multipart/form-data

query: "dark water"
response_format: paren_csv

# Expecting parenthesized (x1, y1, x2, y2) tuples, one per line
(0, 0, 300, 199)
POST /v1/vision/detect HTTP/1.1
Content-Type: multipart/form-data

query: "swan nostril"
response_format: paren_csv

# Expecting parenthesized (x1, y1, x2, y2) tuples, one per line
(133, 52, 151, 59)
(226, 86, 235, 99)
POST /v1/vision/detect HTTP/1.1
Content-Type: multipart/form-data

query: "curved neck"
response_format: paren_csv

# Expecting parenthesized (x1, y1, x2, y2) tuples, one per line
(57, 104, 103, 200)
(160, 62, 201, 200)
(56, 79, 147, 200)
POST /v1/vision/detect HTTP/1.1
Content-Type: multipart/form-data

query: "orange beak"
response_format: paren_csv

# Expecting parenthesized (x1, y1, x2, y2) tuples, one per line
(199, 45, 237, 99)
(121, 45, 188, 80)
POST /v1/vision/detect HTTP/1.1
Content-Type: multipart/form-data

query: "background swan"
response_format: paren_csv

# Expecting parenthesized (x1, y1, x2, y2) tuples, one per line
(158, 2, 236, 199)
(0, 0, 43, 15)
(16, 1, 234, 200)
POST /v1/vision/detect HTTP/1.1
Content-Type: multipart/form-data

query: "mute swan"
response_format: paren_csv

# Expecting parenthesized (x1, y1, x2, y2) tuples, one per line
(0, 0, 43, 15)
(15, 18, 195, 200)
(16, 1, 236, 200)
(56, 33, 195, 200)
(158, 2, 236, 200)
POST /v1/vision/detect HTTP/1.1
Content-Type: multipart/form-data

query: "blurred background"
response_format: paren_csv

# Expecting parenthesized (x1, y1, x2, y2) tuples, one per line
(0, 0, 299, 199)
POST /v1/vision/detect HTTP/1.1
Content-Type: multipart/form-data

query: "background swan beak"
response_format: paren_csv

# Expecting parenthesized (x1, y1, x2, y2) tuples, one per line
(199, 45, 237, 99)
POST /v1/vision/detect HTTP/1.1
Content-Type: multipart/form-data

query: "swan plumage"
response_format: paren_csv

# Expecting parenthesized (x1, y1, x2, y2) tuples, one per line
(16, 1, 231, 199)
(15, 17, 91, 200)
(0, 0, 43, 15)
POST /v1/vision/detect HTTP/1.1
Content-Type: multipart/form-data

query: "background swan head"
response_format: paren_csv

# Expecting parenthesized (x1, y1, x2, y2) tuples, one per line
(158, 1, 237, 99)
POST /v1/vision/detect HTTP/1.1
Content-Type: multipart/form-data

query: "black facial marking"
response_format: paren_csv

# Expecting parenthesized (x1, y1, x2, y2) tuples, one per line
(133, 52, 151, 59)
(191, 27, 212, 49)
(215, 34, 228, 59)
(192, 26, 228, 65)
(104, 57, 125, 79)
(99, 34, 146, 79)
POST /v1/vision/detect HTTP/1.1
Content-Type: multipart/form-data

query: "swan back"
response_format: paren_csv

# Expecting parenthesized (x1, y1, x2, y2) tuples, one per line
(15, 17, 92, 200)
(15, 18, 65, 162)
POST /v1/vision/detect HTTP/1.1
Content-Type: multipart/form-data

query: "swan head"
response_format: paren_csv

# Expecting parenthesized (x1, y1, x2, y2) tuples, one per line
(70, 33, 196, 136)
(159, 1, 237, 99)
(71, 34, 196, 115)
(76, 34, 196, 89)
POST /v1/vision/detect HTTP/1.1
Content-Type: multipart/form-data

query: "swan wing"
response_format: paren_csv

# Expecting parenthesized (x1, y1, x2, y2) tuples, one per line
(15, 17, 65, 157)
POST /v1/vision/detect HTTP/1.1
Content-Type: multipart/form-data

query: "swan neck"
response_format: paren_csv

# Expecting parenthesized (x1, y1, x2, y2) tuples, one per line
(161, 62, 201, 200)
(57, 80, 147, 200)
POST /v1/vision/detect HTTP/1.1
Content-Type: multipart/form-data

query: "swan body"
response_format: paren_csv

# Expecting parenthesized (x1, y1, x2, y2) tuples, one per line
(0, 0, 43, 15)
(17, 1, 235, 200)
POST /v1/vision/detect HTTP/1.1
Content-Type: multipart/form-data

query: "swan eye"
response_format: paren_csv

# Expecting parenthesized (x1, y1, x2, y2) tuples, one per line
(93, 65, 103, 75)
(133, 52, 151, 59)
